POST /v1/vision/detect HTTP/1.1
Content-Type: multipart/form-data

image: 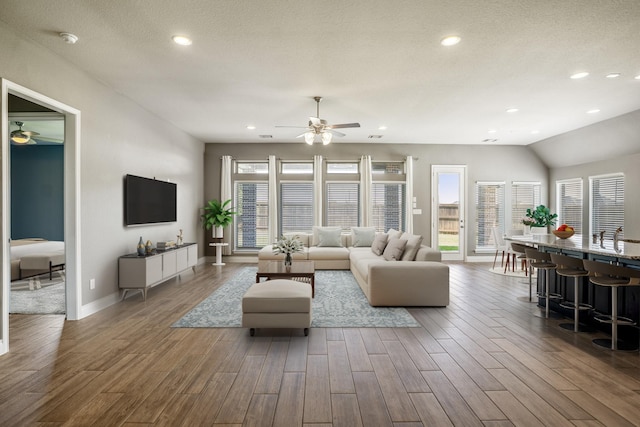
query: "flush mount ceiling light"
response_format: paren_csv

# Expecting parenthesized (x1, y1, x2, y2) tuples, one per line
(59, 32, 78, 44)
(172, 35, 192, 46)
(10, 121, 39, 144)
(570, 71, 589, 79)
(441, 35, 461, 46)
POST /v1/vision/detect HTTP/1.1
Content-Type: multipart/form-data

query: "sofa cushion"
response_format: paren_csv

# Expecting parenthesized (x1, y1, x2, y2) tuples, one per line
(308, 246, 350, 260)
(371, 233, 388, 256)
(312, 226, 342, 246)
(317, 227, 343, 247)
(283, 232, 310, 247)
(382, 237, 407, 261)
(400, 232, 424, 261)
(387, 228, 403, 239)
(351, 227, 376, 247)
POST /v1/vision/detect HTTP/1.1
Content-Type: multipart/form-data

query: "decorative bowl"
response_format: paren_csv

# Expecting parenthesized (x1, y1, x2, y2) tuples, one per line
(552, 229, 575, 239)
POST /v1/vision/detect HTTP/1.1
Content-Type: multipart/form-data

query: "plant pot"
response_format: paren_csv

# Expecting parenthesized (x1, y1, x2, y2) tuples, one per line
(214, 226, 224, 238)
(530, 226, 547, 235)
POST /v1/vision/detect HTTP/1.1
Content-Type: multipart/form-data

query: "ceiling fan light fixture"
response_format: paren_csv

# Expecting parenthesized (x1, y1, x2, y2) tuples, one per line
(322, 132, 332, 145)
(10, 131, 30, 144)
(304, 132, 315, 145)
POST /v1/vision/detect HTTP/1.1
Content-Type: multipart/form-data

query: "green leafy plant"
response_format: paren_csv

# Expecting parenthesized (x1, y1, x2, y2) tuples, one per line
(524, 205, 558, 227)
(201, 199, 236, 230)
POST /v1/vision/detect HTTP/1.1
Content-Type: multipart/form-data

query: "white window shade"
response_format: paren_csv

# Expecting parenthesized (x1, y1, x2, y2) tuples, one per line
(590, 174, 624, 237)
(235, 182, 269, 250)
(325, 182, 360, 230)
(476, 182, 505, 250)
(371, 183, 406, 232)
(280, 182, 314, 235)
(511, 182, 541, 230)
(557, 178, 583, 234)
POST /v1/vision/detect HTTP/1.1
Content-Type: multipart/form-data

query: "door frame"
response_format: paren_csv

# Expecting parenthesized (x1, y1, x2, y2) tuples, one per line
(431, 165, 467, 261)
(1, 79, 81, 355)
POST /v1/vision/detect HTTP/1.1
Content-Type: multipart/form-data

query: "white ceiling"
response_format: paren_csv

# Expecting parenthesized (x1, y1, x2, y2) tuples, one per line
(2, 0, 640, 146)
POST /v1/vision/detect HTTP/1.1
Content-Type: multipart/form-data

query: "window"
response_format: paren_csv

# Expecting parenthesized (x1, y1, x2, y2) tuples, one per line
(325, 182, 360, 230)
(557, 178, 583, 234)
(511, 182, 540, 230)
(280, 182, 314, 235)
(236, 162, 268, 174)
(371, 183, 405, 232)
(281, 163, 313, 174)
(235, 182, 269, 250)
(327, 162, 358, 174)
(590, 173, 624, 237)
(476, 182, 505, 251)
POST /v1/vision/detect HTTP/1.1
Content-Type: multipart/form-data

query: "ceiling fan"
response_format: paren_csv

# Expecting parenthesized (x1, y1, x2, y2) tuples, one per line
(277, 97, 360, 145)
(10, 121, 40, 144)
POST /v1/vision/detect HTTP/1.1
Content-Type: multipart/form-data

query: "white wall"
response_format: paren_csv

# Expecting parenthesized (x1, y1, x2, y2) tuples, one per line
(0, 22, 205, 308)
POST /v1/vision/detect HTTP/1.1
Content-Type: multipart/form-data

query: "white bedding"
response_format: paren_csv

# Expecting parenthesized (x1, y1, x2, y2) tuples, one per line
(11, 240, 65, 260)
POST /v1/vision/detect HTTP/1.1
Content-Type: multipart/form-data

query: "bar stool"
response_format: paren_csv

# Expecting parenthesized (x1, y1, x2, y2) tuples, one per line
(506, 242, 528, 275)
(550, 254, 592, 332)
(525, 248, 559, 318)
(583, 259, 640, 351)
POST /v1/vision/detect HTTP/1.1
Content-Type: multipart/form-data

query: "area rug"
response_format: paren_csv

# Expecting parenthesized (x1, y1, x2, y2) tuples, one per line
(172, 267, 420, 328)
(10, 271, 66, 314)
(489, 266, 536, 279)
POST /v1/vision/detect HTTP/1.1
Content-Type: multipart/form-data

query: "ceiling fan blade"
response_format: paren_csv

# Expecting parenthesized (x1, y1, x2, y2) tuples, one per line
(295, 132, 309, 138)
(327, 122, 360, 129)
(32, 136, 64, 143)
(275, 125, 310, 128)
(326, 129, 346, 137)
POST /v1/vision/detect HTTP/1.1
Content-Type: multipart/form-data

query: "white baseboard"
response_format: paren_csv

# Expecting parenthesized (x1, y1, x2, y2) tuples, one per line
(79, 291, 120, 319)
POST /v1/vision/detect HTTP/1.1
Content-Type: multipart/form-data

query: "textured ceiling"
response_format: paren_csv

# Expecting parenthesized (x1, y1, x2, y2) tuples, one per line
(2, 0, 640, 146)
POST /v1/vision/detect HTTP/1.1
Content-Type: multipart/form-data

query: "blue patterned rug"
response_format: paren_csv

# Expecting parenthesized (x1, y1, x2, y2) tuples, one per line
(172, 267, 419, 328)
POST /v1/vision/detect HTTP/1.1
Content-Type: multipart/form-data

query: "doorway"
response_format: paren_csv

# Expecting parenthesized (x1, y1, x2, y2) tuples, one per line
(431, 165, 466, 261)
(1, 79, 81, 355)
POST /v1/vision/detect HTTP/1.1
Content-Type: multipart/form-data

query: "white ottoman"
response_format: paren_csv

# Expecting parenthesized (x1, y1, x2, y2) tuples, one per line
(242, 279, 312, 336)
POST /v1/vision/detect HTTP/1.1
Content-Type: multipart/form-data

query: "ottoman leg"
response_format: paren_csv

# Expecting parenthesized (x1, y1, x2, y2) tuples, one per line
(250, 328, 255, 336)
(304, 328, 309, 336)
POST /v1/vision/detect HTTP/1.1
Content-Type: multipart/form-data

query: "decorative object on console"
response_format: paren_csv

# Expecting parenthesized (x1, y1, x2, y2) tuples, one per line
(145, 240, 153, 255)
(137, 237, 145, 256)
(201, 198, 236, 238)
(273, 235, 304, 267)
(177, 229, 183, 246)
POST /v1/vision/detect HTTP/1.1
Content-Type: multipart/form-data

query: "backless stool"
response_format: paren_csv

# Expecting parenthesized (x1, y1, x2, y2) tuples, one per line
(525, 248, 559, 318)
(550, 253, 592, 332)
(583, 259, 640, 351)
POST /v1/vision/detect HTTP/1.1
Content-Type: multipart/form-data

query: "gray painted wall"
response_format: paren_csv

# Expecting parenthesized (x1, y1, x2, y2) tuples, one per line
(1, 22, 205, 305)
(204, 142, 549, 256)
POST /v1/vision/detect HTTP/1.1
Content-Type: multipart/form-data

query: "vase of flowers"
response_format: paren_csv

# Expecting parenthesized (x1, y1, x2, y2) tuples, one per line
(273, 235, 303, 268)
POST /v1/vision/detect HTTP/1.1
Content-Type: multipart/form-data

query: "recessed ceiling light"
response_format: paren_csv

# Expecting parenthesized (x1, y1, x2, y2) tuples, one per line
(488, 129, 497, 134)
(246, 125, 256, 130)
(587, 109, 600, 114)
(531, 130, 540, 134)
(440, 35, 461, 46)
(635, 74, 640, 80)
(570, 72, 589, 79)
(378, 126, 387, 130)
(506, 108, 519, 113)
(172, 35, 192, 46)
(606, 73, 621, 78)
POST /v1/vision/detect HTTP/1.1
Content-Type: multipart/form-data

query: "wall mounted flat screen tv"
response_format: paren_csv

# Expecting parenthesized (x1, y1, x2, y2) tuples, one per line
(124, 174, 177, 225)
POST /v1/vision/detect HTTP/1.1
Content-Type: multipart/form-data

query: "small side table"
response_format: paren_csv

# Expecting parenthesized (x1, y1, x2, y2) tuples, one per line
(209, 242, 229, 266)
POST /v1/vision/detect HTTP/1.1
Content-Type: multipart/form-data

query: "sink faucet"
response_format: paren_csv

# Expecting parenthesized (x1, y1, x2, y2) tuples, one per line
(599, 230, 606, 245)
(614, 226, 623, 245)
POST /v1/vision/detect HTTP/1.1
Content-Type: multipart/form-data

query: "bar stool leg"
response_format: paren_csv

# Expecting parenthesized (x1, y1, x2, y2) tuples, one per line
(573, 278, 580, 332)
(545, 269, 550, 318)
(611, 286, 618, 350)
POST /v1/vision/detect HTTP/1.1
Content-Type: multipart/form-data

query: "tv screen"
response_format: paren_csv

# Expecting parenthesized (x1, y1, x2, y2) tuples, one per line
(124, 174, 177, 225)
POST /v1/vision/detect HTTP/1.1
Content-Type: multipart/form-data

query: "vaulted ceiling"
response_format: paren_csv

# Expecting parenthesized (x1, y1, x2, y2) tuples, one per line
(2, 0, 640, 146)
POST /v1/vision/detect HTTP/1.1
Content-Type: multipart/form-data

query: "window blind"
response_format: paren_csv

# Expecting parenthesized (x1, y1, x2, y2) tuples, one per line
(590, 174, 624, 237)
(235, 182, 269, 249)
(476, 182, 505, 250)
(557, 178, 583, 234)
(371, 183, 405, 232)
(325, 182, 360, 230)
(511, 182, 541, 230)
(280, 182, 314, 235)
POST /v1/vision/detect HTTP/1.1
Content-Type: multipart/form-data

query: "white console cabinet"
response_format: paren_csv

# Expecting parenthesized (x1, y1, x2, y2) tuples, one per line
(119, 243, 197, 300)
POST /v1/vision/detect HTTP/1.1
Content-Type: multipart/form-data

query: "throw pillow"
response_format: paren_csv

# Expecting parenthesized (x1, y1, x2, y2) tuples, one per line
(371, 233, 388, 255)
(312, 226, 342, 246)
(386, 228, 403, 239)
(283, 232, 309, 247)
(351, 227, 376, 247)
(317, 227, 343, 247)
(400, 232, 424, 261)
(382, 237, 407, 261)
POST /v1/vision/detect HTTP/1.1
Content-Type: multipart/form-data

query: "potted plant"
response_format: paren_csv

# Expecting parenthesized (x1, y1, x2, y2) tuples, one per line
(523, 205, 557, 234)
(201, 199, 236, 238)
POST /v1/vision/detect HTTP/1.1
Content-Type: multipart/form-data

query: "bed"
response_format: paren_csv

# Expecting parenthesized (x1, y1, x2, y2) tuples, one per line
(10, 238, 65, 281)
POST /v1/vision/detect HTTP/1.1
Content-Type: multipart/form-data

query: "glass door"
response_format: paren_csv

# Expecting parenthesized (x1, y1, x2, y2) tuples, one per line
(431, 165, 466, 261)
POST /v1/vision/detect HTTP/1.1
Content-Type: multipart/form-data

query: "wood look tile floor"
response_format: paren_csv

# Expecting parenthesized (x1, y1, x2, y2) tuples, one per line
(2, 262, 640, 426)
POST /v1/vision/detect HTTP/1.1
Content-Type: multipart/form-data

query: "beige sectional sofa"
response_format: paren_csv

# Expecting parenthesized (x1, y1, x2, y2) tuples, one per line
(258, 227, 449, 307)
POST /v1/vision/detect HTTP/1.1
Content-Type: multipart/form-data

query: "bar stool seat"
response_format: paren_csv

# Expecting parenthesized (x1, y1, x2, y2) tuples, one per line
(550, 253, 592, 332)
(583, 259, 640, 351)
(525, 248, 559, 318)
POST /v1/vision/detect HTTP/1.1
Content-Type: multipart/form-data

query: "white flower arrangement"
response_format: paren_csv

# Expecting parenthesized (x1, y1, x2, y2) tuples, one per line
(273, 235, 303, 256)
